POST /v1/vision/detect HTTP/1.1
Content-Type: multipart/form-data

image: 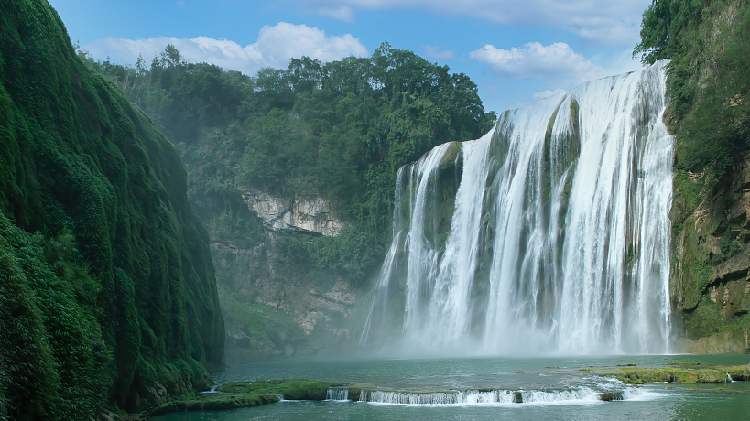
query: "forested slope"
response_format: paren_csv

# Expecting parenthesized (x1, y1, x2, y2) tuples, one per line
(0, 0, 224, 418)
(86, 42, 496, 360)
(636, 0, 750, 352)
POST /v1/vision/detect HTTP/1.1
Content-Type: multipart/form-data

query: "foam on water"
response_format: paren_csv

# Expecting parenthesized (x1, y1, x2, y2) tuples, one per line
(355, 384, 654, 406)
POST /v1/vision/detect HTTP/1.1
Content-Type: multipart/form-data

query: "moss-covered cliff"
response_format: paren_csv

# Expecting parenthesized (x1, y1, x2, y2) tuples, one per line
(670, 163, 750, 353)
(637, 0, 750, 352)
(0, 0, 224, 418)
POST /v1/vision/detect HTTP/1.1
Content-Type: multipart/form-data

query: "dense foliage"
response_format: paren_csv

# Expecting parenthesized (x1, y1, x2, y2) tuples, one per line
(0, 0, 224, 417)
(635, 0, 750, 178)
(84, 42, 496, 283)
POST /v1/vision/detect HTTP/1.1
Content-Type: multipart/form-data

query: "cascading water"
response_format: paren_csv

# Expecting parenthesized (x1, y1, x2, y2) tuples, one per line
(361, 62, 674, 355)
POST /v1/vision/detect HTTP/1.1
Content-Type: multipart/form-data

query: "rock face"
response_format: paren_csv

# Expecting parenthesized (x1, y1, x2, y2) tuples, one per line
(214, 191, 359, 362)
(670, 153, 750, 354)
(214, 191, 363, 362)
(215, 238, 362, 362)
(243, 190, 348, 236)
(688, 330, 750, 354)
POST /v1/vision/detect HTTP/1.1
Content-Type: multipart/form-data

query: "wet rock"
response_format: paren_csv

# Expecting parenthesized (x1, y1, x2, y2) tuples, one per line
(599, 392, 624, 401)
(513, 392, 523, 403)
(243, 190, 349, 236)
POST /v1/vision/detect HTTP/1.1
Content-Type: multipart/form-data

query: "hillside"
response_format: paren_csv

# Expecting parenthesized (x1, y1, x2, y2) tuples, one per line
(0, 0, 224, 418)
(85, 43, 496, 360)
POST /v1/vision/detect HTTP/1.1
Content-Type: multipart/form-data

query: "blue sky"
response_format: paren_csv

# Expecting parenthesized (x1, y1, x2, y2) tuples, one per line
(48, 0, 652, 115)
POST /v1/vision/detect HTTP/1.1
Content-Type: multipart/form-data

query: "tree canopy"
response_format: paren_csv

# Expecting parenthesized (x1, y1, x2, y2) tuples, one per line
(635, 0, 750, 178)
(83, 42, 496, 282)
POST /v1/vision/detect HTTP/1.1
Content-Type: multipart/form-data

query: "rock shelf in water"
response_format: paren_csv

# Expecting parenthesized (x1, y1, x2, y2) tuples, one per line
(149, 380, 630, 415)
(583, 363, 750, 384)
(149, 363, 749, 416)
(149, 380, 336, 416)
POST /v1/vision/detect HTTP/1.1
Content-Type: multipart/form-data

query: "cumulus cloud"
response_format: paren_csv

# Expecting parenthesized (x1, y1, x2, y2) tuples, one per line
(422, 45, 455, 60)
(469, 42, 603, 84)
(569, 24, 641, 46)
(84, 22, 368, 76)
(302, 0, 648, 46)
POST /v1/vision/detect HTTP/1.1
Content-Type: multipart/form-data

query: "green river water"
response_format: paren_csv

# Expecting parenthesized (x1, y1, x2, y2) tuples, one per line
(153, 354, 750, 420)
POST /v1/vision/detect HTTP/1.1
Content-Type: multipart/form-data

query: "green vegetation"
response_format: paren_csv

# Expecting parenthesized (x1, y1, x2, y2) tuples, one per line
(216, 273, 311, 360)
(0, 214, 109, 420)
(0, 0, 224, 417)
(582, 362, 749, 384)
(222, 379, 335, 399)
(608, 364, 748, 384)
(635, 0, 750, 179)
(150, 392, 279, 416)
(150, 379, 336, 416)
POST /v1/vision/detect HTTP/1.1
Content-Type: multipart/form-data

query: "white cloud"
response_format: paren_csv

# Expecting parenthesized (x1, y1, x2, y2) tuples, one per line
(569, 24, 641, 46)
(255, 22, 368, 67)
(84, 22, 368, 76)
(314, 5, 355, 22)
(469, 42, 603, 84)
(595, 47, 642, 77)
(422, 45, 455, 60)
(303, 0, 649, 46)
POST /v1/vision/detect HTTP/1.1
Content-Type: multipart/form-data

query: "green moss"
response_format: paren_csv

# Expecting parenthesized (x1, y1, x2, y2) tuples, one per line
(223, 379, 334, 400)
(150, 393, 279, 416)
(674, 172, 704, 218)
(439, 141, 462, 171)
(0, 212, 110, 420)
(598, 363, 749, 385)
(684, 298, 725, 339)
(216, 273, 312, 361)
(150, 379, 335, 416)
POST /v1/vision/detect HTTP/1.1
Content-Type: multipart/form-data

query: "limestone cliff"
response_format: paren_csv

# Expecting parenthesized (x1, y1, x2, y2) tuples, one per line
(653, 0, 750, 354)
(243, 190, 349, 236)
(212, 207, 364, 362)
(670, 157, 750, 353)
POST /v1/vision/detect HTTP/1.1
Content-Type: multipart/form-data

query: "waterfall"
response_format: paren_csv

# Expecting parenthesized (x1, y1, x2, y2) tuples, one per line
(358, 388, 639, 405)
(326, 388, 350, 401)
(361, 62, 674, 355)
(201, 384, 223, 393)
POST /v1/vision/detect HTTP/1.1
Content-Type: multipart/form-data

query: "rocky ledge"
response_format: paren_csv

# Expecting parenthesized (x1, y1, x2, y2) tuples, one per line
(149, 379, 338, 416)
(243, 190, 349, 236)
(583, 361, 750, 384)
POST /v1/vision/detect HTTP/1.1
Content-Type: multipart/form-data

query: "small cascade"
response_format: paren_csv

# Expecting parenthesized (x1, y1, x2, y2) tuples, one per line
(361, 62, 674, 355)
(726, 372, 735, 383)
(326, 388, 350, 401)
(358, 387, 636, 405)
(201, 384, 222, 394)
